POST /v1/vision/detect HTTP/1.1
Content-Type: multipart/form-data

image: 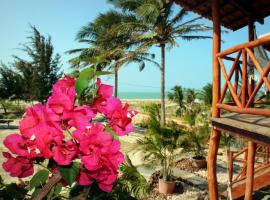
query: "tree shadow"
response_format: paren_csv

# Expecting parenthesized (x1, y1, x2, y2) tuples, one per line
(0, 125, 18, 130)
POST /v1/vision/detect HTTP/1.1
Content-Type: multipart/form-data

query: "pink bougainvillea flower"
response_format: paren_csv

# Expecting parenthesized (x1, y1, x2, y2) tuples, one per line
(52, 75, 75, 94)
(3, 134, 28, 157)
(76, 169, 97, 186)
(62, 106, 95, 130)
(76, 123, 125, 192)
(3, 133, 46, 159)
(52, 140, 78, 166)
(91, 81, 118, 114)
(72, 123, 104, 143)
(47, 93, 74, 114)
(95, 152, 124, 192)
(103, 97, 122, 116)
(19, 103, 62, 138)
(81, 153, 101, 171)
(47, 76, 76, 114)
(2, 152, 34, 178)
(97, 170, 117, 192)
(108, 103, 138, 136)
(2, 76, 137, 193)
(96, 78, 113, 99)
(79, 130, 113, 156)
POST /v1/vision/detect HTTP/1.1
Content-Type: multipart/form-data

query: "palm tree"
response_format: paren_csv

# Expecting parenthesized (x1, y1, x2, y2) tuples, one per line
(68, 11, 159, 97)
(167, 85, 184, 107)
(109, 0, 212, 125)
(185, 88, 197, 104)
(199, 83, 213, 106)
(167, 85, 184, 115)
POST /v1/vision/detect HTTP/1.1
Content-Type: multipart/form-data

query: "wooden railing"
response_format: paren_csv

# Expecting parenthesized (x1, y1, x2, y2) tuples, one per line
(216, 35, 270, 116)
(228, 145, 270, 185)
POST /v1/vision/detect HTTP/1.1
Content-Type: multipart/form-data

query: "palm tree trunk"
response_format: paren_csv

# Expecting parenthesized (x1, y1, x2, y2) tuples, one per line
(114, 65, 118, 98)
(160, 44, 166, 126)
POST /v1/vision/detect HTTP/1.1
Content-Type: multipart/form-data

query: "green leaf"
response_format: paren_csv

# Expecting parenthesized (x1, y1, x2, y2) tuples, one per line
(53, 183, 62, 196)
(79, 67, 95, 80)
(105, 126, 119, 141)
(30, 169, 49, 190)
(75, 78, 89, 96)
(58, 162, 80, 186)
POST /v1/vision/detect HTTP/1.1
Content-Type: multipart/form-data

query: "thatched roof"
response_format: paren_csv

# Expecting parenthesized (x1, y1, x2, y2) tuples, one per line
(174, 0, 270, 31)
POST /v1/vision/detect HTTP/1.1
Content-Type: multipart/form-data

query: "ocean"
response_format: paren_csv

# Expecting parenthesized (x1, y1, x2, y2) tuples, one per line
(118, 92, 162, 99)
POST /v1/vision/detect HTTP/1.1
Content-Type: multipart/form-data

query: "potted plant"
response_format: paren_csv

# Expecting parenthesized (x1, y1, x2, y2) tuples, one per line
(182, 124, 209, 168)
(179, 106, 210, 169)
(137, 104, 183, 194)
(158, 149, 176, 194)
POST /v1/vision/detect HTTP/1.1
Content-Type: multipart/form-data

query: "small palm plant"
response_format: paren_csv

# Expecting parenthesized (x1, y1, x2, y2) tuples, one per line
(119, 155, 149, 199)
(178, 104, 210, 168)
(137, 104, 182, 181)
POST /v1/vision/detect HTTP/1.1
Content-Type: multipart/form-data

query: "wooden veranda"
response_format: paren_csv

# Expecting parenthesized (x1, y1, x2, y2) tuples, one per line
(174, 0, 270, 199)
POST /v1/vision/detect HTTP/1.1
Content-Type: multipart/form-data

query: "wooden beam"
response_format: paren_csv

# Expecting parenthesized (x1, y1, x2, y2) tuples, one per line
(244, 142, 256, 200)
(219, 51, 242, 104)
(219, 57, 242, 108)
(230, 0, 251, 16)
(190, 0, 207, 9)
(212, 117, 270, 146)
(223, 55, 242, 64)
(208, 0, 221, 199)
(216, 103, 270, 116)
(217, 35, 270, 57)
(242, 49, 247, 107)
(248, 20, 255, 101)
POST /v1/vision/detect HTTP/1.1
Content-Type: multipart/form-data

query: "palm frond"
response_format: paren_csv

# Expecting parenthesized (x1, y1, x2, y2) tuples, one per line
(180, 35, 212, 41)
(169, 8, 188, 25)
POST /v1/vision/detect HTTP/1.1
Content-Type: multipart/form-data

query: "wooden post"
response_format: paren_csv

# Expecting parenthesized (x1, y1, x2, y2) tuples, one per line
(248, 20, 255, 100)
(244, 142, 256, 200)
(241, 149, 248, 178)
(228, 150, 233, 184)
(242, 49, 247, 107)
(244, 20, 256, 200)
(208, 0, 221, 199)
(234, 64, 239, 94)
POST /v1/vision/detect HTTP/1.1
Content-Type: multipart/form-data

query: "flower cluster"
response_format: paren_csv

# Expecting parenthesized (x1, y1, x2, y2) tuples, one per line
(2, 76, 137, 192)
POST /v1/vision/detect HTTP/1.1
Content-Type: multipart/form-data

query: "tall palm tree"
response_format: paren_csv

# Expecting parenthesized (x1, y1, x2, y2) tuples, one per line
(109, 0, 212, 125)
(67, 11, 159, 97)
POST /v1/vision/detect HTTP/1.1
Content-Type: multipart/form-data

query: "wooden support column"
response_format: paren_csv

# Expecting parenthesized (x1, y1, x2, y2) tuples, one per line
(242, 49, 247, 107)
(248, 20, 255, 98)
(208, 0, 221, 199)
(244, 142, 256, 200)
(244, 19, 256, 200)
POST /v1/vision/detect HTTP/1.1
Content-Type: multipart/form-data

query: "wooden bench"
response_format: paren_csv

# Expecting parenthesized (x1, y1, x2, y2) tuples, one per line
(0, 119, 14, 127)
(212, 113, 270, 146)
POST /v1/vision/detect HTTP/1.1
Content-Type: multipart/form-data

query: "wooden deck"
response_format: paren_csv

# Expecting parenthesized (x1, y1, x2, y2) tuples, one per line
(212, 113, 270, 146)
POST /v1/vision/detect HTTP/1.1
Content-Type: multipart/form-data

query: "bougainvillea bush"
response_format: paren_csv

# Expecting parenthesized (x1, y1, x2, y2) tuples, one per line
(1, 70, 137, 199)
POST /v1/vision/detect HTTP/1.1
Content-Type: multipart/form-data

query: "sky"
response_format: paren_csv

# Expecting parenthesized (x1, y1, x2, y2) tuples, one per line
(0, 0, 270, 92)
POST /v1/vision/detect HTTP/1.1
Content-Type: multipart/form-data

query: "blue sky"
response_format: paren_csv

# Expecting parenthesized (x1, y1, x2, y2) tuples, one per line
(1, 0, 270, 92)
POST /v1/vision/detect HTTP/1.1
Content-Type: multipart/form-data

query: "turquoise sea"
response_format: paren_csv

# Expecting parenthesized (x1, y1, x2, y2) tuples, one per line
(118, 92, 162, 99)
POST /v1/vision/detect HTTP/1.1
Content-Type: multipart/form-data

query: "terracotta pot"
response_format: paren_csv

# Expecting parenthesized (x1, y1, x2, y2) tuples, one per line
(158, 178, 176, 194)
(192, 156, 207, 169)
